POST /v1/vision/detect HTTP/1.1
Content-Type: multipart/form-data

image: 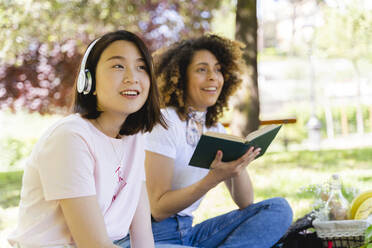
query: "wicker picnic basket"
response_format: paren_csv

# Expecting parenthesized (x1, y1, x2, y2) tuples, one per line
(313, 219, 369, 248)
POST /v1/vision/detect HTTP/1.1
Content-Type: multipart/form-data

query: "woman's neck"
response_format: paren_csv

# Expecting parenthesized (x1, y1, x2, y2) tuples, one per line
(94, 113, 127, 138)
(186, 104, 207, 113)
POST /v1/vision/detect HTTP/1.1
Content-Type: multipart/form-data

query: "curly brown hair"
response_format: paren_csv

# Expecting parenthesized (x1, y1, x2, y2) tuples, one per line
(154, 34, 245, 127)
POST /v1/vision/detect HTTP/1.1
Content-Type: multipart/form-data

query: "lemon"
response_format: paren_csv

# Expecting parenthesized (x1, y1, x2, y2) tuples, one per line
(348, 190, 372, 219)
(354, 197, 372, 220)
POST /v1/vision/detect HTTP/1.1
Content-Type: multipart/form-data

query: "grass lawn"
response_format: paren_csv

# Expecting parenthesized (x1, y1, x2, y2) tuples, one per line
(194, 148, 372, 223)
(0, 148, 371, 247)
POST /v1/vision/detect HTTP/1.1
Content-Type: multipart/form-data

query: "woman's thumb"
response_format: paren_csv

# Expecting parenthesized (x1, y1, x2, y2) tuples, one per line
(210, 150, 223, 169)
(215, 150, 223, 162)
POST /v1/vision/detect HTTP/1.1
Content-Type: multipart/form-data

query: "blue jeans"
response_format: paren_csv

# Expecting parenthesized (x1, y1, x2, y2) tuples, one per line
(151, 197, 293, 248)
(114, 235, 194, 248)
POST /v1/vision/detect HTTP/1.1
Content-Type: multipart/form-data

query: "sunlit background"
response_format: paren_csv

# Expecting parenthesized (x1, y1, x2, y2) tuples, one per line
(1, 0, 372, 247)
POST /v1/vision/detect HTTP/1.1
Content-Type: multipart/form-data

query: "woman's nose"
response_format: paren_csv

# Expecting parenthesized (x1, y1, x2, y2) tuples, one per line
(208, 70, 218, 81)
(123, 69, 138, 84)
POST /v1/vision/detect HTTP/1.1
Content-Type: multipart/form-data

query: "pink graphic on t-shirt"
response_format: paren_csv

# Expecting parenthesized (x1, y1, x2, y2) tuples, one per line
(112, 165, 127, 202)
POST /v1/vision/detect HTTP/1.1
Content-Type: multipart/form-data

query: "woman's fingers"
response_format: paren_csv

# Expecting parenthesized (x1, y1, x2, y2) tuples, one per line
(249, 147, 261, 160)
(210, 146, 260, 174)
(234, 147, 253, 165)
(237, 147, 261, 166)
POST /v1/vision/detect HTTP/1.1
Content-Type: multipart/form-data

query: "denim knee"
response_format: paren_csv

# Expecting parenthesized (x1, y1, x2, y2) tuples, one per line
(265, 197, 293, 226)
(246, 197, 293, 225)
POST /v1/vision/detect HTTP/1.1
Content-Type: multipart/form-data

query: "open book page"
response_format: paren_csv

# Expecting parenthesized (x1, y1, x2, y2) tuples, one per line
(245, 124, 279, 141)
(204, 131, 246, 143)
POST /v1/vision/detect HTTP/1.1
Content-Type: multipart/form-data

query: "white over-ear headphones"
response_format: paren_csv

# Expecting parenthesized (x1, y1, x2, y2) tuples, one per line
(77, 38, 100, 95)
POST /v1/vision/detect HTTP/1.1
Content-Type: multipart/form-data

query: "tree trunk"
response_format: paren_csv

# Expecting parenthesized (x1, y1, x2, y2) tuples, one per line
(235, 0, 260, 136)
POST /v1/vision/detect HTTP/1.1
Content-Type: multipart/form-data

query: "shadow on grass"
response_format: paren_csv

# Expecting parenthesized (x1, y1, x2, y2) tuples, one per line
(0, 171, 23, 208)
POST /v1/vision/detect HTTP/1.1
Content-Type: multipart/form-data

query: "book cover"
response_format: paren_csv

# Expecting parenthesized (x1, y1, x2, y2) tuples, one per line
(188, 124, 282, 169)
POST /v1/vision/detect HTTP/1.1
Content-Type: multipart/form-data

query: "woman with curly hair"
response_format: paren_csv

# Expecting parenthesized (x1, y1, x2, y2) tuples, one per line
(144, 34, 293, 248)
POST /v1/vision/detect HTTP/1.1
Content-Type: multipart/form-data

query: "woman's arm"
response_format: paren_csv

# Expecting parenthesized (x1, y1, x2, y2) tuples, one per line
(129, 182, 155, 248)
(224, 147, 261, 209)
(224, 170, 254, 209)
(60, 196, 120, 248)
(145, 151, 219, 221)
(145, 147, 260, 221)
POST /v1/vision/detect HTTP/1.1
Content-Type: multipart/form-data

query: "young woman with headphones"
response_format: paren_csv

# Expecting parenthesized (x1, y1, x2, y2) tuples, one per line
(8, 30, 167, 248)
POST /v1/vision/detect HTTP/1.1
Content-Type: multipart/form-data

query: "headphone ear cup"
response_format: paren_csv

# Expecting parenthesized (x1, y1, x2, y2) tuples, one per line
(76, 38, 99, 95)
(84, 69, 92, 95)
(77, 70, 86, 94)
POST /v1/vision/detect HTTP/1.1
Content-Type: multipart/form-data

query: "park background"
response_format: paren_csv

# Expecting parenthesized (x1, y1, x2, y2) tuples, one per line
(1, 0, 371, 247)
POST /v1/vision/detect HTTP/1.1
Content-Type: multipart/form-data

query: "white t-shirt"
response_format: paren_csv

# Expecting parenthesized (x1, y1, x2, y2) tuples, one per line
(145, 107, 226, 217)
(8, 114, 145, 248)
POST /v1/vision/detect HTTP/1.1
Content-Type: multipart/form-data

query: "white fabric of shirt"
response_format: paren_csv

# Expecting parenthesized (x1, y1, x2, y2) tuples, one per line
(8, 114, 145, 248)
(145, 107, 226, 217)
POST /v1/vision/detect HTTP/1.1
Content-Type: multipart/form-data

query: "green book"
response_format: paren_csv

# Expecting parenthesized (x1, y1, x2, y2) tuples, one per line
(189, 124, 282, 169)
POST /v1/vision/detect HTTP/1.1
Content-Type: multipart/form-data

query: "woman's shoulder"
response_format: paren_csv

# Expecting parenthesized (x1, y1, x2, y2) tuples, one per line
(160, 107, 183, 126)
(53, 114, 90, 134)
(31, 114, 93, 158)
(146, 107, 181, 138)
(161, 107, 178, 119)
(40, 114, 92, 142)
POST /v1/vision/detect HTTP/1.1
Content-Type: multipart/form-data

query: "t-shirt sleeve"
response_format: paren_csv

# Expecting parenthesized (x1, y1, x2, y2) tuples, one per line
(144, 114, 178, 160)
(37, 125, 96, 201)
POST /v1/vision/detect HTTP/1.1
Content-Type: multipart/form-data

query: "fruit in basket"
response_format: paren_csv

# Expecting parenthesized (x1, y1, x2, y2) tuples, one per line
(348, 190, 372, 219)
(354, 197, 372, 220)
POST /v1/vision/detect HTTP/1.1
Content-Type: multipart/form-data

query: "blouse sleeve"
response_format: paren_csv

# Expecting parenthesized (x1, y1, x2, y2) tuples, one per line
(144, 111, 179, 160)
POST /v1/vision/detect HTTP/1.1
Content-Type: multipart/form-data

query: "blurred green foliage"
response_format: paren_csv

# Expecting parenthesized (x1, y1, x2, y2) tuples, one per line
(315, 2, 372, 62)
(0, 0, 223, 114)
(254, 148, 372, 170)
(0, 0, 221, 62)
(0, 137, 36, 168)
(0, 170, 23, 208)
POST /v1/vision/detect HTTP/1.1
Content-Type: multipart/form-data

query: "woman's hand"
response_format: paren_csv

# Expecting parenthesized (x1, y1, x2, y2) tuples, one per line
(206, 147, 261, 185)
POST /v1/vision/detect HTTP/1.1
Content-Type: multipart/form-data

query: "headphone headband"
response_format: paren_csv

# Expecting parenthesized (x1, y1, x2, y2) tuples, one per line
(80, 38, 100, 74)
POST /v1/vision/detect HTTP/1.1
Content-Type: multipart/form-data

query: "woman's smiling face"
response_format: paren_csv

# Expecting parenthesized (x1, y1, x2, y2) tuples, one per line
(185, 49, 224, 112)
(95, 40, 150, 117)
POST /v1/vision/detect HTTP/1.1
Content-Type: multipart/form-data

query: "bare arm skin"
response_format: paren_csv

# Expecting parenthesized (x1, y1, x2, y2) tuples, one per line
(129, 182, 155, 248)
(60, 195, 120, 248)
(145, 147, 260, 221)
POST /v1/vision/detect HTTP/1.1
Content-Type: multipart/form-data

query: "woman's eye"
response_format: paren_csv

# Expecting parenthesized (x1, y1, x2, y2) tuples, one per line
(113, 64, 124, 69)
(138, 65, 147, 70)
(196, 68, 207, 73)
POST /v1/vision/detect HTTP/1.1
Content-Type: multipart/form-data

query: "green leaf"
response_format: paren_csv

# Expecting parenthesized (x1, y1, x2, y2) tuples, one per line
(365, 225, 372, 243)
